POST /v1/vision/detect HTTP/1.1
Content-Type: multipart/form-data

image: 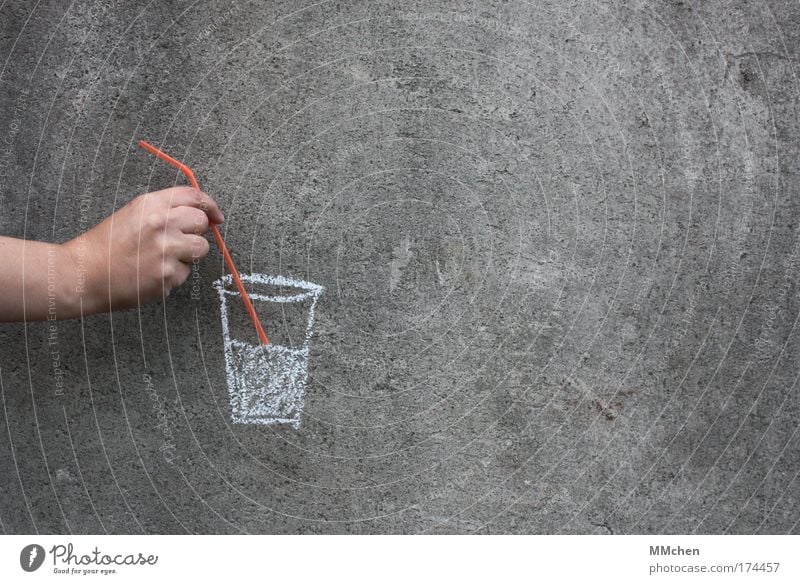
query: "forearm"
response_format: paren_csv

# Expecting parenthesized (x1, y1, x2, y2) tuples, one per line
(0, 236, 87, 321)
(0, 187, 221, 322)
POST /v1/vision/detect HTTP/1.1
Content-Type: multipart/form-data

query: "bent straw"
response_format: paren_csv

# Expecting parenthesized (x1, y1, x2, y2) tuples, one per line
(138, 139, 270, 345)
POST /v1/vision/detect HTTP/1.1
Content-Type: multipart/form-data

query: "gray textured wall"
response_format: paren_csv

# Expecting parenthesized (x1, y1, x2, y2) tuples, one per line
(1, 0, 798, 534)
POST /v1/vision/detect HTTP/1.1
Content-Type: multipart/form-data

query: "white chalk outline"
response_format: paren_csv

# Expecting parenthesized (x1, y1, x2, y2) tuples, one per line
(213, 273, 324, 428)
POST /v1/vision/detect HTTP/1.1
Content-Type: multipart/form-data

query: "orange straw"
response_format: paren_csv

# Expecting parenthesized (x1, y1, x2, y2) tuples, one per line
(138, 139, 270, 345)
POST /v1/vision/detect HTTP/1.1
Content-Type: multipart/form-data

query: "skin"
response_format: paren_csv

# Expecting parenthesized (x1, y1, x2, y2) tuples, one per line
(0, 186, 224, 322)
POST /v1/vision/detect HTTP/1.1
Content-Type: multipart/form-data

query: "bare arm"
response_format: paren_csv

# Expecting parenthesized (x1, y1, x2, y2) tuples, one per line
(0, 237, 81, 321)
(0, 186, 224, 322)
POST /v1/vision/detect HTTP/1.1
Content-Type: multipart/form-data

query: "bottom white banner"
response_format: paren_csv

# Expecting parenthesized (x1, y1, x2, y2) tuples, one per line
(1, 535, 797, 583)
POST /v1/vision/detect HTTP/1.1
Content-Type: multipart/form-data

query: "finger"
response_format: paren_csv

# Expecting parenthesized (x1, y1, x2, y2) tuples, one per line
(168, 206, 210, 235)
(163, 262, 191, 295)
(175, 234, 211, 263)
(172, 262, 191, 287)
(162, 186, 225, 224)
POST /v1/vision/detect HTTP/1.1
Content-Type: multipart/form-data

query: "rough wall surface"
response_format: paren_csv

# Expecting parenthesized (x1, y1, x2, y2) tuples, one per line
(0, 0, 798, 534)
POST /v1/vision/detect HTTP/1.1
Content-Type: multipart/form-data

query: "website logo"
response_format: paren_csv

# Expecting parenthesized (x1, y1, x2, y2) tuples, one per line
(20, 544, 46, 572)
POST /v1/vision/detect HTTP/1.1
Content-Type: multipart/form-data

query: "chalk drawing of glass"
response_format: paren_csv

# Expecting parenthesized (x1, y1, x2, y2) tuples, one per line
(213, 273, 323, 428)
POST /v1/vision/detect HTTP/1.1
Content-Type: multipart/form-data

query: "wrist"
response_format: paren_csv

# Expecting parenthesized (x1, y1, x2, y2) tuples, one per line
(59, 237, 105, 317)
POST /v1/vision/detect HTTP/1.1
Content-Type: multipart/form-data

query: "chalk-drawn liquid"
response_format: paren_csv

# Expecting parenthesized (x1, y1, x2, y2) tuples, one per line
(213, 273, 323, 428)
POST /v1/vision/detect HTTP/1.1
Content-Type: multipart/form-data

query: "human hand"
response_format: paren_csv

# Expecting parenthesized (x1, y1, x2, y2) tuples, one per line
(63, 186, 224, 314)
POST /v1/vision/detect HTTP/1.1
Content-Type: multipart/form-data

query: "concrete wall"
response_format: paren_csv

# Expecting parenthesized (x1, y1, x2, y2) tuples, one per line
(1, 0, 798, 533)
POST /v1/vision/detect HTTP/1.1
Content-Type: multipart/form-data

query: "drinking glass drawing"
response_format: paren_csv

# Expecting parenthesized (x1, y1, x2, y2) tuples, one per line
(213, 273, 323, 428)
